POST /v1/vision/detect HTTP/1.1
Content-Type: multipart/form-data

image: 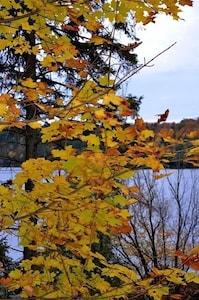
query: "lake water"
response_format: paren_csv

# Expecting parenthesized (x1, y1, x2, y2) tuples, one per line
(0, 167, 21, 184)
(1, 167, 198, 184)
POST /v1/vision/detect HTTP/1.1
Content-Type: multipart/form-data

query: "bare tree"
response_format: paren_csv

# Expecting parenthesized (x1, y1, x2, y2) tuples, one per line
(113, 169, 199, 278)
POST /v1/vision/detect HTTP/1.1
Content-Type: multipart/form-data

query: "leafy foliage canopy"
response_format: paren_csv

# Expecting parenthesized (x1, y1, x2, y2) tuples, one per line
(0, 0, 198, 299)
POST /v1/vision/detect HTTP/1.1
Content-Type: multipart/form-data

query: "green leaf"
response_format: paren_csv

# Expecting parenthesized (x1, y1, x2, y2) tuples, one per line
(116, 170, 134, 180)
(80, 209, 93, 223)
(64, 157, 77, 171)
(99, 74, 114, 87)
(113, 195, 127, 205)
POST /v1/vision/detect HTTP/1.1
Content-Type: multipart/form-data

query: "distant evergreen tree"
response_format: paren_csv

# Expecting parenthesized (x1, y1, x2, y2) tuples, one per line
(0, 237, 18, 276)
(126, 94, 143, 114)
(0, 236, 19, 298)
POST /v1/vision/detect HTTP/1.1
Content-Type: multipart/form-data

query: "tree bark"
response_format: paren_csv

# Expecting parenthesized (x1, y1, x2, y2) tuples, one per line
(23, 30, 40, 260)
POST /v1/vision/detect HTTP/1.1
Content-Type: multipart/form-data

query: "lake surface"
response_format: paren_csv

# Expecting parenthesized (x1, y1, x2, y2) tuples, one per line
(0, 167, 21, 184)
(1, 167, 198, 183)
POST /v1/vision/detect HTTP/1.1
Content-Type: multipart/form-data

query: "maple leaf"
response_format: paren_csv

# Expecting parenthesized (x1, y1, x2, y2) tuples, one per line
(179, 0, 193, 6)
(80, 134, 100, 147)
(20, 78, 37, 88)
(24, 285, 33, 297)
(148, 285, 169, 300)
(157, 109, 169, 123)
(175, 249, 199, 271)
(28, 121, 42, 129)
(0, 277, 12, 285)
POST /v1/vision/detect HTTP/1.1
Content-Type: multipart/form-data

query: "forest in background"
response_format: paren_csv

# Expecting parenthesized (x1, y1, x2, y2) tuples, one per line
(147, 118, 199, 137)
(1, 118, 199, 168)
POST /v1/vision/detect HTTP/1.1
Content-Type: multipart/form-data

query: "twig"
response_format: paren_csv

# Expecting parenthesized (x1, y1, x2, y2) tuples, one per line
(114, 42, 177, 89)
(0, 10, 39, 24)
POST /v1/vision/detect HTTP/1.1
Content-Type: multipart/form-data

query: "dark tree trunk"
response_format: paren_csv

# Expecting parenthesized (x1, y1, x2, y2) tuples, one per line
(23, 31, 40, 260)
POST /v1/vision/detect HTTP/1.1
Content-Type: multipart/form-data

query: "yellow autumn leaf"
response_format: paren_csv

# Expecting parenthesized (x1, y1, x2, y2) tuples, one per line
(103, 91, 124, 106)
(116, 170, 134, 180)
(94, 108, 107, 119)
(40, 55, 58, 71)
(0, 103, 7, 116)
(20, 78, 38, 88)
(139, 129, 154, 141)
(9, 269, 23, 279)
(126, 198, 137, 205)
(25, 89, 38, 101)
(139, 278, 154, 287)
(99, 74, 115, 87)
(35, 103, 48, 112)
(52, 146, 77, 160)
(105, 133, 118, 147)
(186, 146, 199, 156)
(76, 80, 97, 100)
(148, 285, 169, 300)
(113, 195, 127, 206)
(189, 246, 199, 255)
(149, 267, 164, 277)
(109, 264, 137, 281)
(81, 134, 100, 146)
(0, 124, 8, 131)
(28, 121, 42, 129)
(185, 272, 199, 284)
(153, 172, 174, 180)
(90, 36, 112, 45)
(95, 280, 111, 292)
(0, 39, 11, 50)
(80, 209, 93, 223)
(138, 155, 164, 172)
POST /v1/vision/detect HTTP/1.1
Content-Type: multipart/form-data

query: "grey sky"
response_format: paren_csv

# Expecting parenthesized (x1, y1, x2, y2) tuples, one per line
(128, 0, 199, 122)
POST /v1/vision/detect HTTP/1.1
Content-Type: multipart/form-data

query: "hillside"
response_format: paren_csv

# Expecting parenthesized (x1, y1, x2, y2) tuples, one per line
(0, 118, 199, 168)
(147, 118, 199, 137)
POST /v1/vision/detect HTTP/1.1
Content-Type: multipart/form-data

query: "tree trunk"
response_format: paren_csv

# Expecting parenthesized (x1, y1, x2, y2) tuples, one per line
(23, 31, 40, 260)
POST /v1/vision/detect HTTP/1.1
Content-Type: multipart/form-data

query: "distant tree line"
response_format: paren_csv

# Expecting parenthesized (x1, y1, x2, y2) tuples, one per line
(1, 117, 198, 168)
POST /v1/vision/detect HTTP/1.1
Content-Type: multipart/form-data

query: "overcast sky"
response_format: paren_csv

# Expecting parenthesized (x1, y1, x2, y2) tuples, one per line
(127, 0, 199, 122)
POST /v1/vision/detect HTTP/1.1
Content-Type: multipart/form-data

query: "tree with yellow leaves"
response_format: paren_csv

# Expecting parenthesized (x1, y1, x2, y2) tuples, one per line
(0, 0, 198, 299)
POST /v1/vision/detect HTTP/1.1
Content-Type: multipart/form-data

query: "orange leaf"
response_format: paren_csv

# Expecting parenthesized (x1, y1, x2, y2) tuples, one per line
(66, 58, 87, 69)
(157, 109, 169, 123)
(0, 277, 13, 285)
(112, 221, 131, 234)
(10, 122, 24, 128)
(119, 41, 142, 51)
(24, 285, 33, 297)
(175, 250, 199, 270)
(179, 0, 192, 6)
(106, 148, 120, 156)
